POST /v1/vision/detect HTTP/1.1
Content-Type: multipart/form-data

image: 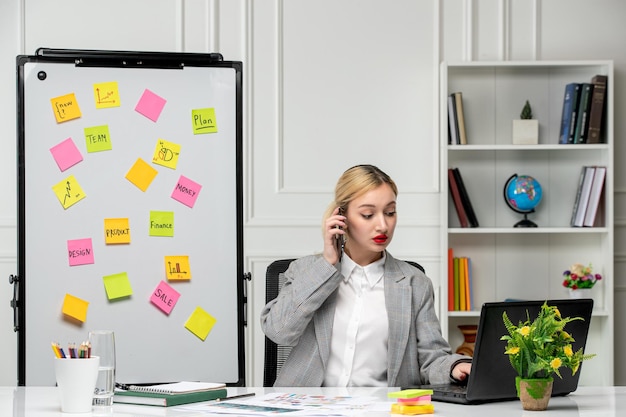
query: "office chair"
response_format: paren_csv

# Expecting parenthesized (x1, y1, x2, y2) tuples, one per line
(262, 258, 425, 387)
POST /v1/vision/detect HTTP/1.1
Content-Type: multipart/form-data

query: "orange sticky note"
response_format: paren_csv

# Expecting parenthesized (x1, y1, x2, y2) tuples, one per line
(125, 158, 158, 192)
(102, 272, 133, 300)
(184, 307, 216, 341)
(52, 175, 86, 209)
(93, 81, 120, 109)
(104, 218, 131, 244)
(164, 255, 191, 280)
(50, 93, 82, 123)
(152, 139, 181, 169)
(61, 294, 89, 322)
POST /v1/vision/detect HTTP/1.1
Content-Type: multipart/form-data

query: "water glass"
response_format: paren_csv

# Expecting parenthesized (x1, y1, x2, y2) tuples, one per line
(89, 330, 116, 406)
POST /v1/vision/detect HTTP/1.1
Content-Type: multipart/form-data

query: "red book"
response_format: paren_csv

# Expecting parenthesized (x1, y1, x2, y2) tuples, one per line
(448, 168, 468, 227)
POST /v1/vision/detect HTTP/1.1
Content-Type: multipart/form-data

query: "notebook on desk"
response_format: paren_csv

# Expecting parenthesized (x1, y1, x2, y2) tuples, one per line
(407, 299, 594, 405)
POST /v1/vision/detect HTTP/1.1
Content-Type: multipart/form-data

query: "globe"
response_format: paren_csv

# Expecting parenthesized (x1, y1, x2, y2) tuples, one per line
(503, 174, 543, 227)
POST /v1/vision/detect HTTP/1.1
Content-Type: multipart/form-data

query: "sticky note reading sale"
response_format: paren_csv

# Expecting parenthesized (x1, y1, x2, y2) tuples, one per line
(150, 281, 180, 315)
(125, 158, 158, 192)
(104, 218, 131, 244)
(103, 272, 133, 300)
(67, 238, 94, 266)
(165, 255, 191, 280)
(62, 294, 89, 322)
(50, 138, 83, 172)
(184, 307, 216, 341)
(191, 108, 218, 134)
(171, 175, 202, 208)
(50, 93, 81, 123)
(135, 89, 166, 122)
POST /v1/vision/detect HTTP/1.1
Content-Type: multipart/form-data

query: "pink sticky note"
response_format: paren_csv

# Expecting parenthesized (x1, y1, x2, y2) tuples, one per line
(67, 238, 94, 266)
(135, 89, 167, 122)
(50, 138, 83, 171)
(150, 280, 180, 315)
(171, 175, 202, 208)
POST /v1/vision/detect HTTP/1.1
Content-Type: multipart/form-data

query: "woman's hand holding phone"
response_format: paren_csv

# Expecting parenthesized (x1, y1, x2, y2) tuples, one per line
(323, 207, 345, 265)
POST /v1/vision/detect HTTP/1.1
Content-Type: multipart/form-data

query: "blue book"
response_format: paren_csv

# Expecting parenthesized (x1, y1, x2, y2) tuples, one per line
(558, 83, 581, 144)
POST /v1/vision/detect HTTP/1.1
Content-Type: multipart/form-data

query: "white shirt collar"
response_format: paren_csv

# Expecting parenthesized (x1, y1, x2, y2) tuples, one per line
(340, 252, 386, 289)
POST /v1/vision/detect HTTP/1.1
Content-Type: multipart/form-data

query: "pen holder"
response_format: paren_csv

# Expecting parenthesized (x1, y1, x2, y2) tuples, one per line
(54, 356, 100, 413)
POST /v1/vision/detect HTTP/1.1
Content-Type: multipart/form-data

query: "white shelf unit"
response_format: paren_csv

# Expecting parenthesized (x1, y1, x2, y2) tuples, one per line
(439, 61, 614, 386)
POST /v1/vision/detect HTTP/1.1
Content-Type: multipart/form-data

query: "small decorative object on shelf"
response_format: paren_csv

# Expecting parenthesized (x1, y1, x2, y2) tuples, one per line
(503, 174, 543, 227)
(455, 324, 477, 357)
(562, 263, 602, 299)
(501, 302, 595, 411)
(512, 100, 539, 145)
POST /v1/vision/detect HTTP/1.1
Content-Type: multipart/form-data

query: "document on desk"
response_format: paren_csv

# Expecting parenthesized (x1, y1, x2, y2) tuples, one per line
(178, 392, 389, 416)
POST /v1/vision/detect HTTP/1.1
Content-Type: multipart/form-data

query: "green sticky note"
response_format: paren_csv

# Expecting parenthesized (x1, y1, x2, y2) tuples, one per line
(149, 211, 174, 237)
(84, 125, 113, 152)
(103, 272, 133, 300)
(191, 108, 217, 134)
(184, 307, 216, 341)
(388, 389, 433, 399)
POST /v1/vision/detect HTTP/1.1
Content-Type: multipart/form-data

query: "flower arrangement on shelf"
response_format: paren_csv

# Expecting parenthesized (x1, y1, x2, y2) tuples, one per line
(562, 263, 602, 290)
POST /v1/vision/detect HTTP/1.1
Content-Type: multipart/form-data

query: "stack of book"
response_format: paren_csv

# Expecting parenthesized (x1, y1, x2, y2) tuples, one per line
(448, 248, 473, 311)
(570, 165, 607, 227)
(558, 74, 608, 144)
(447, 91, 468, 145)
(448, 167, 478, 228)
(388, 389, 434, 415)
(113, 381, 227, 407)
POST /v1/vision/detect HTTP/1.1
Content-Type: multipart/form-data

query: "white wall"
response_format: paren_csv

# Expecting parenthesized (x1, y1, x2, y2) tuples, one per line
(0, 0, 624, 387)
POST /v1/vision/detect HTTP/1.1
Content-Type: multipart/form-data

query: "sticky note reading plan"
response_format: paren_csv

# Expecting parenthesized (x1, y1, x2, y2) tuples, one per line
(62, 294, 89, 322)
(191, 108, 218, 134)
(50, 93, 81, 123)
(104, 218, 131, 244)
(171, 175, 202, 208)
(50, 138, 83, 172)
(150, 281, 180, 315)
(184, 307, 216, 341)
(67, 238, 94, 266)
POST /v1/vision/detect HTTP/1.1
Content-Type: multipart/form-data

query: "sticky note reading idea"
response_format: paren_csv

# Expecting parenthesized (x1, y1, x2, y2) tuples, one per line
(104, 218, 131, 244)
(171, 175, 202, 208)
(67, 238, 94, 266)
(150, 281, 180, 315)
(52, 175, 86, 209)
(135, 89, 166, 122)
(62, 293, 89, 322)
(191, 108, 218, 134)
(184, 306, 216, 341)
(50, 93, 81, 123)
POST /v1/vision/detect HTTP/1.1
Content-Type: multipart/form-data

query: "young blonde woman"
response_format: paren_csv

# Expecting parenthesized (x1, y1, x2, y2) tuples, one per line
(261, 164, 471, 387)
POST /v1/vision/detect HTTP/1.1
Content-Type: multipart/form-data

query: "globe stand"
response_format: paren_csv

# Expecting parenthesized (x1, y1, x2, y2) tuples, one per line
(514, 211, 538, 228)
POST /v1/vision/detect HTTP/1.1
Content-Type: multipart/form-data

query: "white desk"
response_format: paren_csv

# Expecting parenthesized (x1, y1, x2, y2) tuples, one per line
(1, 386, 624, 416)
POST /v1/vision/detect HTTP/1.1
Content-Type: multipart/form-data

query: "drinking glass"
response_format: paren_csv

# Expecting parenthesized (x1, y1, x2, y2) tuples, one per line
(89, 330, 116, 406)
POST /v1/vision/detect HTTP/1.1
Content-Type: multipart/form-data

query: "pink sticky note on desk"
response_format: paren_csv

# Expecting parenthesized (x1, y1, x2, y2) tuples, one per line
(150, 281, 180, 315)
(67, 238, 94, 266)
(135, 89, 166, 122)
(171, 175, 202, 208)
(50, 138, 83, 171)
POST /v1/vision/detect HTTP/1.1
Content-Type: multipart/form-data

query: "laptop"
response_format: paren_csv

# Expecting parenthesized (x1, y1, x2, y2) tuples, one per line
(408, 299, 594, 404)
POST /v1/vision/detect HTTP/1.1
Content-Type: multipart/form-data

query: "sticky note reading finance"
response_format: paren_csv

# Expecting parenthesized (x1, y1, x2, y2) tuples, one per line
(104, 218, 131, 244)
(125, 158, 158, 192)
(150, 281, 180, 315)
(135, 89, 166, 122)
(191, 108, 218, 134)
(50, 93, 81, 123)
(165, 255, 191, 280)
(184, 307, 216, 341)
(52, 175, 86, 209)
(84, 125, 113, 153)
(152, 139, 181, 169)
(103, 272, 133, 300)
(67, 238, 94, 266)
(62, 293, 89, 322)
(149, 211, 174, 237)
(50, 138, 83, 172)
(171, 175, 202, 208)
(93, 81, 120, 109)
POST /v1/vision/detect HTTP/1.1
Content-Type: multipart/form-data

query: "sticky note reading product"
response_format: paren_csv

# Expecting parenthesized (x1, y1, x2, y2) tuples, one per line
(149, 211, 174, 237)
(93, 81, 120, 108)
(84, 125, 112, 153)
(191, 108, 218, 134)
(103, 272, 133, 300)
(50, 93, 81, 123)
(62, 294, 89, 322)
(171, 175, 202, 208)
(152, 139, 181, 169)
(67, 238, 94, 266)
(52, 175, 86, 209)
(104, 218, 131, 244)
(184, 307, 216, 341)
(150, 281, 181, 315)
(50, 138, 83, 171)
(135, 89, 166, 122)
(165, 255, 191, 280)
(125, 158, 158, 192)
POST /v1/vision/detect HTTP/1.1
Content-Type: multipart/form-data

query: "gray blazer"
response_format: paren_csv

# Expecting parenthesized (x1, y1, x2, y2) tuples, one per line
(260, 252, 470, 387)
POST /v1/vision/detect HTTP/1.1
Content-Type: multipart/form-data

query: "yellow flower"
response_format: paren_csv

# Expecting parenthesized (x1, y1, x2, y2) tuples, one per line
(550, 358, 562, 370)
(505, 347, 520, 355)
(564, 345, 573, 357)
(518, 326, 531, 336)
(554, 308, 561, 318)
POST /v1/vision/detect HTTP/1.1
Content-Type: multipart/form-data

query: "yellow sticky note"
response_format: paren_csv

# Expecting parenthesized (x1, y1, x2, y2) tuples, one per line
(103, 272, 133, 300)
(61, 293, 89, 322)
(125, 158, 158, 192)
(84, 125, 113, 153)
(152, 139, 181, 169)
(93, 81, 121, 108)
(184, 307, 216, 341)
(104, 218, 131, 244)
(165, 255, 190, 280)
(51, 93, 82, 123)
(149, 211, 174, 237)
(52, 175, 86, 209)
(191, 108, 218, 134)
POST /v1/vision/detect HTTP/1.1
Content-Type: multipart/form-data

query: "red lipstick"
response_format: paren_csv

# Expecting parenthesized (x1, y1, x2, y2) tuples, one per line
(373, 234, 388, 244)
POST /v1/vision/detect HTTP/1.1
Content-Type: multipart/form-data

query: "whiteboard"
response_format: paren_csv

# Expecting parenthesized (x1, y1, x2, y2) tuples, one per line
(16, 50, 244, 386)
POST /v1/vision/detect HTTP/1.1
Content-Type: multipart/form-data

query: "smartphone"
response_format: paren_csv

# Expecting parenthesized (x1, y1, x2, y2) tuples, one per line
(334, 207, 344, 257)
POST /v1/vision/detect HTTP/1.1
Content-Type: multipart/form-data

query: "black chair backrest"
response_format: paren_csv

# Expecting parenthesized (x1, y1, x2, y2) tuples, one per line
(262, 258, 424, 387)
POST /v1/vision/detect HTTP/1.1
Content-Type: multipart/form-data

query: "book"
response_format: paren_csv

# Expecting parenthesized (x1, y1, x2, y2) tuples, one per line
(447, 94, 460, 145)
(123, 381, 226, 394)
(571, 166, 596, 227)
(454, 92, 468, 145)
(458, 257, 466, 311)
(452, 168, 479, 227)
(448, 168, 468, 227)
(583, 166, 606, 227)
(448, 248, 454, 311)
(453, 257, 460, 311)
(466, 257, 473, 310)
(463, 257, 470, 311)
(573, 83, 594, 143)
(558, 83, 581, 144)
(113, 387, 228, 407)
(587, 75, 608, 144)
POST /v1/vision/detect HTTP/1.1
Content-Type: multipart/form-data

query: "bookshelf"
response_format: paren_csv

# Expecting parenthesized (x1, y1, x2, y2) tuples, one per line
(439, 61, 614, 386)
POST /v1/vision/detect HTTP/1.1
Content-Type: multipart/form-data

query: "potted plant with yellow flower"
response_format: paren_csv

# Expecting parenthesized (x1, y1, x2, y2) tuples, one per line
(501, 302, 595, 411)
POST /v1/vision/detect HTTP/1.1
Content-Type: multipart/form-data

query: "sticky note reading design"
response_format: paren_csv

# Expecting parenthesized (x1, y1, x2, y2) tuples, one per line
(50, 138, 83, 171)
(191, 108, 218, 134)
(164, 255, 191, 280)
(135, 89, 166, 122)
(67, 238, 94, 266)
(84, 125, 113, 153)
(50, 93, 81, 123)
(150, 281, 180, 315)
(184, 306, 216, 341)
(62, 293, 89, 322)
(102, 272, 133, 300)
(149, 211, 174, 237)
(152, 139, 181, 169)
(125, 158, 158, 192)
(93, 81, 120, 109)
(171, 175, 202, 208)
(104, 218, 131, 244)
(52, 175, 86, 209)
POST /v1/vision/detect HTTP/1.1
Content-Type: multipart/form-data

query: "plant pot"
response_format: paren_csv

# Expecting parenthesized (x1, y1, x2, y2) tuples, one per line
(516, 377, 553, 411)
(512, 119, 539, 145)
(568, 288, 593, 300)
